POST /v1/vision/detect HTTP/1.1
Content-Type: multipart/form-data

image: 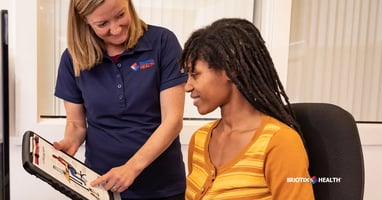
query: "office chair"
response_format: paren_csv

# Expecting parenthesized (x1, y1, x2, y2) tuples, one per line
(291, 103, 364, 200)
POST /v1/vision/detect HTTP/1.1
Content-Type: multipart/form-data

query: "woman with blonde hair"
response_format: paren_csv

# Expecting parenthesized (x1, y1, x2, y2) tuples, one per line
(54, 0, 187, 199)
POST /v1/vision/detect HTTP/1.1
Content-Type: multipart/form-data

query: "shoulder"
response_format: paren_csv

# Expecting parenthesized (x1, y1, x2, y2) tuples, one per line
(58, 48, 74, 73)
(143, 24, 179, 43)
(146, 24, 175, 35)
(262, 116, 301, 142)
(135, 25, 180, 52)
(254, 115, 306, 156)
(60, 48, 72, 60)
(261, 115, 307, 159)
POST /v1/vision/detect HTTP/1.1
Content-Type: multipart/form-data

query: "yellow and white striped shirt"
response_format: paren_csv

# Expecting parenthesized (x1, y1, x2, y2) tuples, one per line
(186, 115, 314, 200)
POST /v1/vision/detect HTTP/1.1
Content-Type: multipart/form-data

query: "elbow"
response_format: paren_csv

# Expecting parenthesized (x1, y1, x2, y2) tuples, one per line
(173, 117, 183, 135)
(169, 115, 184, 136)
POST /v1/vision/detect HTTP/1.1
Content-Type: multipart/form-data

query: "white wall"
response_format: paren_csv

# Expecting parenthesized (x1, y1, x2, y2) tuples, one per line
(1, 0, 382, 199)
(357, 124, 382, 200)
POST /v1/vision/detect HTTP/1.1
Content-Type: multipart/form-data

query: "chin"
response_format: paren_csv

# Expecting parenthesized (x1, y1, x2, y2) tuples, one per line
(110, 36, 128, 45)
(198, 111, 209, 115)
(113, 40, 126, 46)
(197, 108, 215, 115)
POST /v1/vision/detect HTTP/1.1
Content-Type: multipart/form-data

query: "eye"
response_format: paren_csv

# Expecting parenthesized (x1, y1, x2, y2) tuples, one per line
(190, 72, 199, 78)
(118, 12, 125, 18)
(96, 21, 108, 28)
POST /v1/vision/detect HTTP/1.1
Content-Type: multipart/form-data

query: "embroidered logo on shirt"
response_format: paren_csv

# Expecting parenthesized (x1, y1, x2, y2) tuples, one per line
(131, 62, 139, 71)
(130, 59, 155, 71)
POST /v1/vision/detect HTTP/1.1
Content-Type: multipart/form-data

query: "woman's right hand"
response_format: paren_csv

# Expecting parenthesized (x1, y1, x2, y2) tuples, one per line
(53, 138, 81, 156)
(53, 101, 87, 156)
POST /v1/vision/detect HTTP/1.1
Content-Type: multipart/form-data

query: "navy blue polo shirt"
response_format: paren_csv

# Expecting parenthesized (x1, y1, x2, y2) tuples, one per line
(55, 25, 187, 199)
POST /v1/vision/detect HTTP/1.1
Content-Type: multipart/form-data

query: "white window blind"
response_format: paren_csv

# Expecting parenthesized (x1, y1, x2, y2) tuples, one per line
(37, 0, 255, 119)
(287, 0, 382, 121)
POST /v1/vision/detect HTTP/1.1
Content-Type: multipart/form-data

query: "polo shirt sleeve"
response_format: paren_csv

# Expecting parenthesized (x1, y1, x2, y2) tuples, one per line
(159, 29, 188, 91)
(54, 49, 84, 104)
(264, 127, 315, 200)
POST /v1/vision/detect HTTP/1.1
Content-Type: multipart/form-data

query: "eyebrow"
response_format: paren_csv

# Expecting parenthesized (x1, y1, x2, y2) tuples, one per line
(88, 7, 127, 25)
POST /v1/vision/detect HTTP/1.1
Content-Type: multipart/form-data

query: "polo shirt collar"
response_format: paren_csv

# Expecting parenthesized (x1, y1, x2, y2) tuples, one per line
(126, 35, 153, 54)
(103, 35, 153, 61)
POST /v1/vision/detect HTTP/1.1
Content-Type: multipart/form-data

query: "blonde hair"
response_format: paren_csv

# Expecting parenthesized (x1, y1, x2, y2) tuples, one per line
(67, 0, 147, 76)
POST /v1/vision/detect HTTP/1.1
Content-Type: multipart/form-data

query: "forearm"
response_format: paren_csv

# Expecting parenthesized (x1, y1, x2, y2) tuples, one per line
(57, 101, 87, 155)
(64, 119, 87, 146)
(126, 117, 183, 173)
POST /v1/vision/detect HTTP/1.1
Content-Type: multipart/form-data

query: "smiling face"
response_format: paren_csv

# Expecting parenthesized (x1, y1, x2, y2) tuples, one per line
(86, 0, 131, 52)
(185, 60, 233, 115)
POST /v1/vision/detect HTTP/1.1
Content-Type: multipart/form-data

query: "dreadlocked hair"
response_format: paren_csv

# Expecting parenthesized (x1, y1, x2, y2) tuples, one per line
(180, 18, 300, 134)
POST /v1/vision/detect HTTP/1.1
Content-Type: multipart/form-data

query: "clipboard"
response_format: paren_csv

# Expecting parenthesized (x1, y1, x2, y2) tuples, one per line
(22, 130, 121, 200)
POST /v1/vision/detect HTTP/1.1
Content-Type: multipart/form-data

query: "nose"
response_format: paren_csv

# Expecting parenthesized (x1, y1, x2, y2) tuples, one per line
(110, 22, 122, 35)
(184, 77, 193, 93)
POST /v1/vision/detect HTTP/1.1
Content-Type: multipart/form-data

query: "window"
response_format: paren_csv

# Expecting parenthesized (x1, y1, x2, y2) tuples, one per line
(37, 0, 256, 120)
(287, 0, 382, 121)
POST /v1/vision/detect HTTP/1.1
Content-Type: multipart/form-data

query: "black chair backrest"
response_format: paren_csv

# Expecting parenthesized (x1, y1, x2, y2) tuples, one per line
(291, 103, 364, 200)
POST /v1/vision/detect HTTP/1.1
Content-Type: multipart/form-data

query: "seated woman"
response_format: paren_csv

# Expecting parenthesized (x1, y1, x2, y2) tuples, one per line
(180, 18, 315, 200)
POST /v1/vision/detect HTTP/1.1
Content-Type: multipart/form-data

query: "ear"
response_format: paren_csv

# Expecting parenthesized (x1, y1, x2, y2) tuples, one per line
(224, 69, 235, 81)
